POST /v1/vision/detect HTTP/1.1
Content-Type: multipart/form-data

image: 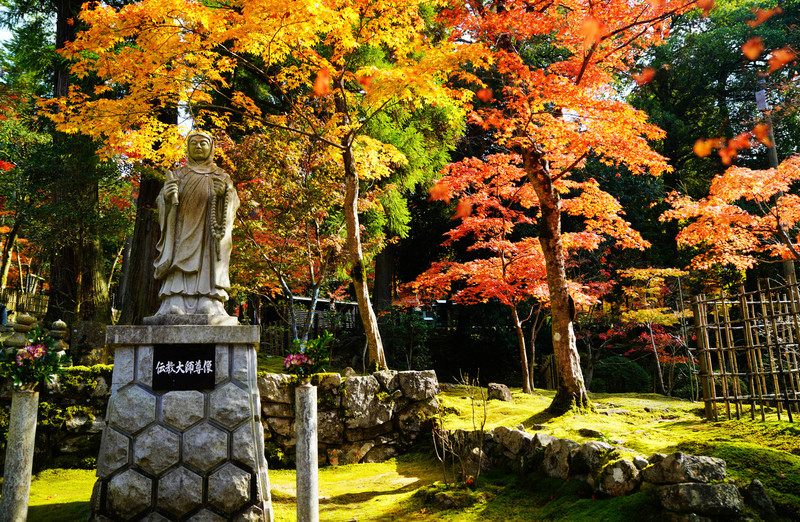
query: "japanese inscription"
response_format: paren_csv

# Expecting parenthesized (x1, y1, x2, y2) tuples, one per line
(153, 344, 216, 390)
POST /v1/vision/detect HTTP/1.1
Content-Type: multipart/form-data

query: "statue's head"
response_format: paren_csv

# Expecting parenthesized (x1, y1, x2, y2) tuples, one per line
(187, 131, 214, 165)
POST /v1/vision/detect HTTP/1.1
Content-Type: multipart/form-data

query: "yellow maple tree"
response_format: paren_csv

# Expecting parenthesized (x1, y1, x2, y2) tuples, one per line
(46, 0, 476, 368)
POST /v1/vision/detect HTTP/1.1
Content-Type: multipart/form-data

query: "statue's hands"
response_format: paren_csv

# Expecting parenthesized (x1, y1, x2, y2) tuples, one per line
(213, 177, 227, 196)
(164, 171, 179, 205)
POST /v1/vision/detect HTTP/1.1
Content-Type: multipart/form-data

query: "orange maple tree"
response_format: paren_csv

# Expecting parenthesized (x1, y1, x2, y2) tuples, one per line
(44, 0, 474, 369)
(662, 156, 800, 270)
(411, 154, 646, 393)
(441, 0, 695, 411)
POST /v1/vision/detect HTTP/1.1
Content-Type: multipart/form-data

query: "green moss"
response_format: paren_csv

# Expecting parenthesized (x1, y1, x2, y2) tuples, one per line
(676, 439, 800, 518)
(37, 402, 68, 429)
(264, 440, 293, 468)
(25, 468, 96, 521)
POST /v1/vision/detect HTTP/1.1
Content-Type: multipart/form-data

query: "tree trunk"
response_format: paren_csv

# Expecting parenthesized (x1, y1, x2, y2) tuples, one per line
(0, 222, 20, 289)
(511, 304, 532, 394)
(119, 169, 163, 324)
(647, 322, 668, 395)
(342, 146, 386, 370)
(524, 146, 591, 413)
(46, 0, 110, 324)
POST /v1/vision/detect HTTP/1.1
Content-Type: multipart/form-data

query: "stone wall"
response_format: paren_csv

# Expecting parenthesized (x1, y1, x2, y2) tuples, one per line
(0, 368, 440, 471)
(449, 426, 778, 520)
(258, 370, 440, 467)
(0, 365, 113, 472)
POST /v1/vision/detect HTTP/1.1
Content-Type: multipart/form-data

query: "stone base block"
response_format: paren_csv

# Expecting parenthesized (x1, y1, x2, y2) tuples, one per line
(90, 326, 273, 521)
(143, 314, 238, 326)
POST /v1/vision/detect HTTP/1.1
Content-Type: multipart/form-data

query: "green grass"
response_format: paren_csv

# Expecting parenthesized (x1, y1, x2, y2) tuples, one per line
(10, 386, 800, 520)
(25, 468, 95, 521)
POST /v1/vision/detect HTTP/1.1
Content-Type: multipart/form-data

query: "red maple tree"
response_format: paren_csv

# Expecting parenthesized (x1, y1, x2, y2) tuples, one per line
(440, 0, 695, 411)
(412, 154, 644, 393)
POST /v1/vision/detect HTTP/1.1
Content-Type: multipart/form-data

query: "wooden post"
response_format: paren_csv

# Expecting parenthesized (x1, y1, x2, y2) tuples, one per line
(692, 297, 715, 421)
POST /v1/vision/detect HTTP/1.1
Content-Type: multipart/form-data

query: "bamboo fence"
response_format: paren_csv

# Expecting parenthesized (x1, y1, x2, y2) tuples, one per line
(692, 278, 800, 422)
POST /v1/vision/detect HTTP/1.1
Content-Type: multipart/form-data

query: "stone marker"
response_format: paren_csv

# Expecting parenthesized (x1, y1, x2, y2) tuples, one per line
(296, 383, 319, 522)
(89, 326, 273, 521)
(0, 390, 39, 522)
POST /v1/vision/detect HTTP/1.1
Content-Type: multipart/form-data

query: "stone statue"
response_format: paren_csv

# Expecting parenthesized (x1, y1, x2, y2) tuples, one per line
(151, 131, 239, 320)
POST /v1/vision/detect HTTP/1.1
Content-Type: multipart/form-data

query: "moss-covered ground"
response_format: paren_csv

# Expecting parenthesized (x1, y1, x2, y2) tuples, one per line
(13, 381, 800, 521)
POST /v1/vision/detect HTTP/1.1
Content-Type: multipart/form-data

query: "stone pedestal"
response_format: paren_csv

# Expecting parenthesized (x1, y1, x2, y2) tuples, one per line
(89, 326, 273, 521)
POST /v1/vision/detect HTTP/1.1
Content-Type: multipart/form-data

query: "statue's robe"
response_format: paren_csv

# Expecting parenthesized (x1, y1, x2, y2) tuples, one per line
(154, 165, 239, 304)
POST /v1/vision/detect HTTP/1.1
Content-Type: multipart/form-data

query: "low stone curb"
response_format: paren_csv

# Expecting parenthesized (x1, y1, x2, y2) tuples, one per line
(448, 426, 774, 520)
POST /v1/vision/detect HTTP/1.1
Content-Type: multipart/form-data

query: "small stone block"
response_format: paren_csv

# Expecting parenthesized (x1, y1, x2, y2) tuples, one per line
(232, 344, 252, 383)
(136, 345, 154, 387)
(183, 423, 228, 473)
(106, 469, 152, 519)
(157, 466, 203, 518)
(96, 427, 130, 479)
(208, 463, 251, 514)
(140, 513, 171, 522)
(210, 382, 251, 430)
(216, 345, 229, 384)
(110, 347, 135, 392)
(108, 385, 157, 435)
(135, 425, 180, 476)
(161, 390, 205, 431)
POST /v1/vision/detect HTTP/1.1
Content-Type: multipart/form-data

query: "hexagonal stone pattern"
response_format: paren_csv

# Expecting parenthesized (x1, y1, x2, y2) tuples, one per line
(107, 469, 152, 519)
(140, 513, 170, 522)
(183, 423, 228, 473)
(96, 427, 130, 479)
(135, 425, 180, 476)
(187, 509, 227, 522)
(210, 382, 251, 429)
(162, 390, 205, 431)
(232, 424, 260, 470)
(158, 466, 203, 518)
(208, 463, 251, 514)
(108, 385, 157, 434)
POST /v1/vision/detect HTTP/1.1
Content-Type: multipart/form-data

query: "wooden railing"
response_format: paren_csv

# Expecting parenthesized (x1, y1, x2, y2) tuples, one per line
(693, 278, 800, 422)
(0, 289, 48, 317)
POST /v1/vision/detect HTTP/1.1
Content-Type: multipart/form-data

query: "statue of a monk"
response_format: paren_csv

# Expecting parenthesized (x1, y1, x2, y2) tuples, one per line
(152, 131, 239, 317)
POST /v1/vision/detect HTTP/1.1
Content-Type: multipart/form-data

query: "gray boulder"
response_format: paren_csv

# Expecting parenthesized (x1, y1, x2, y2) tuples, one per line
(641, 452, 726, 484)
(573, 441, 614, 476)
(257, 374, 294, 404)
(542, 438, 579, 479)
(492, 427, 534, 455)
(342, 376, 395, 429)
(487, 383, 514, 402)
(742, 479, 777, 519)
(597, 459, 641, 496)
(398, 370, 438, 400)
(658, 483, 744, 516)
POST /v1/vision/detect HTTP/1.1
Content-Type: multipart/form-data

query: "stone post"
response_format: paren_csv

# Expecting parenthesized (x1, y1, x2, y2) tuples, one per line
(0, 390, 39, 522)
(295, 383, 319, 522)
